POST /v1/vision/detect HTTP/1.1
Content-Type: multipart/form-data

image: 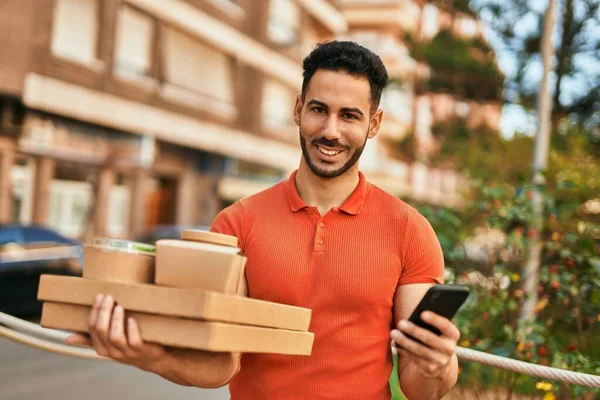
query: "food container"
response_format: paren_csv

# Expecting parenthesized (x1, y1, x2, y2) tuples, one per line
(155, 230, 246, 293)
(82, 238, 155, 284)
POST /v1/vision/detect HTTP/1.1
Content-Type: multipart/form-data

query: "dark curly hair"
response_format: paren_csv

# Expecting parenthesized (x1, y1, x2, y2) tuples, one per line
(301, 40, 389, 112)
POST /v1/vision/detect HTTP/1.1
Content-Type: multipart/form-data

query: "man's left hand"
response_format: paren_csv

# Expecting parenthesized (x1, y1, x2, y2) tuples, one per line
(391, 311, 460, 378)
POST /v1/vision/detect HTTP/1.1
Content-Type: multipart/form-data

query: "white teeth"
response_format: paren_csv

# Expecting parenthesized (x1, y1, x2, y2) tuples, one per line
(317, 146, 342, 156)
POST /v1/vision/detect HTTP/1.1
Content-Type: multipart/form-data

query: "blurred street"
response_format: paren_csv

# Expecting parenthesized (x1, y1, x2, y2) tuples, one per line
(0, 338, 229, 400)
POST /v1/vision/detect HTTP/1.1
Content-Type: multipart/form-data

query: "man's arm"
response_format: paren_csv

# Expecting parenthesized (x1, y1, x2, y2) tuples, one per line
(392, 284, 459, 400)
(391, 209, 459, 399)
(147, 346, 240, 388)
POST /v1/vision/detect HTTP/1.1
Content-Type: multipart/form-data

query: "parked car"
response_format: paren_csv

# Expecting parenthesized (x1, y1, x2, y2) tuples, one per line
(0, 224, 82, 318)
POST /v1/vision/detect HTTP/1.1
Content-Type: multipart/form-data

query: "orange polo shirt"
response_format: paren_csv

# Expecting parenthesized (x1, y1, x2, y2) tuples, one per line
(210, 170, 444, 400)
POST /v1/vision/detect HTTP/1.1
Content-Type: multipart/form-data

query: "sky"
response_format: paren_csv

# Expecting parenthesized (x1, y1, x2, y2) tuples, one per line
(476, 0, 600, 138)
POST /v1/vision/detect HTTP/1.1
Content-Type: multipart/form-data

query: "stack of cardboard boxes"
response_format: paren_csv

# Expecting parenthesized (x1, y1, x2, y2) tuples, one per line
(38, 231, 314, 355)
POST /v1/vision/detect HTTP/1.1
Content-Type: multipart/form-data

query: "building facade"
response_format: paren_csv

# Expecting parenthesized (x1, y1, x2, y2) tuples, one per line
(342, 0, 503, 198)
(0, 0, 485, 240)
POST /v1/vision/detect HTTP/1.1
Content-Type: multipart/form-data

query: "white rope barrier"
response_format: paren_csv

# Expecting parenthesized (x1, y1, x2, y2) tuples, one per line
(456, 347, 600, 388)
(0, 326, 107, 361)
(0, 310, 70, 342)
(0, 310, 107, 361)
(1, 311, 599, 387)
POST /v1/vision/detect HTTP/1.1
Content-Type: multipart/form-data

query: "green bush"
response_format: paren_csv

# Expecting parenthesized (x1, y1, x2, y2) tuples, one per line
(410, 180, 600, 398)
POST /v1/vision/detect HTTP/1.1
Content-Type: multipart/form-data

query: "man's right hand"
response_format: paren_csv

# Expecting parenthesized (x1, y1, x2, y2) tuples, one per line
(66, 293, 169, 372)
(65, 279, 246, 388)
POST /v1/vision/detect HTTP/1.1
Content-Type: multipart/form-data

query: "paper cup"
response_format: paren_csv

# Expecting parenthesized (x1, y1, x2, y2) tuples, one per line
(83, 239, 155, 284)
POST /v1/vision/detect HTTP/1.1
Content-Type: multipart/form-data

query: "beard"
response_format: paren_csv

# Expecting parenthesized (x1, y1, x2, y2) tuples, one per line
(299, 129, 368, 179)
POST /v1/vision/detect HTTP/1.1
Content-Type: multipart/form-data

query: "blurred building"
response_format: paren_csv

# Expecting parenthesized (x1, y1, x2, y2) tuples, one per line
(0, 0, 497, 240)
(341, 0, 503, 191)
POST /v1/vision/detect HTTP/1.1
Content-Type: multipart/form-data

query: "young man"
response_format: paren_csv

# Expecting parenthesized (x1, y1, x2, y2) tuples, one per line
(68, 41, 460, 399)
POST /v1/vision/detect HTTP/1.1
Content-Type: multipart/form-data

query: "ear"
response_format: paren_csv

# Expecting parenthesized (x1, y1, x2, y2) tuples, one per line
(293, 95, 303, 127)
(367, 109, 384, 139)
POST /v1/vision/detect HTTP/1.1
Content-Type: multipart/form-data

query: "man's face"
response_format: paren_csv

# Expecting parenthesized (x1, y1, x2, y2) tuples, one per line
(294, 70, 383, 179)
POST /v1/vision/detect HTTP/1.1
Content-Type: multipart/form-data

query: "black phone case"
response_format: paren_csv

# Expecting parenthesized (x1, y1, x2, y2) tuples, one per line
(404, 285, 470, 343)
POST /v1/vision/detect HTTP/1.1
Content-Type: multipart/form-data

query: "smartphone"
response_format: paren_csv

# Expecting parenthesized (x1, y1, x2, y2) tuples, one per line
(404, 285, 470, 343)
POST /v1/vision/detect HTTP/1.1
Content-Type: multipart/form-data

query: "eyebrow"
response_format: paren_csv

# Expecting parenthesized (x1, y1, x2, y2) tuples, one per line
(307, 99, 365, 118)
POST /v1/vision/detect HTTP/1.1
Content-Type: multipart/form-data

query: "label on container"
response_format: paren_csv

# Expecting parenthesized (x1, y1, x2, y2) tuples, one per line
(93, 238, 155, 256)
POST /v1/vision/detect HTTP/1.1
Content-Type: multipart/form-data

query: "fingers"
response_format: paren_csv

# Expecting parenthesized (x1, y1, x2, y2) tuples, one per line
(391, 329, 448, 365)
(396, 319, 457, 356)
(392, 313, 460, 378)
(88, 294, 109, 356)
(95, 295, 115, 354)
(396, 347, 442, 377)
(421, 311, 461, 341)
(109, 305, 132, 359)
(126, 317, 144, 352)
(89, 294, 129, 359)
(65, 333, 92, 347)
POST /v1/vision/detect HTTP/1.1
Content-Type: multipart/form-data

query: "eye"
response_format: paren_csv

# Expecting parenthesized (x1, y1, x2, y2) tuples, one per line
(343, 113, 358, 120)
(312, 107, 326, 114)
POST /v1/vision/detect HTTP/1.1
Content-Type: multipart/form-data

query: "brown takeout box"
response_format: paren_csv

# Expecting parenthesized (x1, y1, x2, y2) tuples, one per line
(38, 275, 311, 332)
(155, 239, 246, 294)
(42, 302, 314, 355)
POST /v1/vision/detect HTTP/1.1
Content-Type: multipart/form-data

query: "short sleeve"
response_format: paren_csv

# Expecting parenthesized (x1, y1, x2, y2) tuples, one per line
(398, 209, 444, 286)
(210, 201, 246, 251)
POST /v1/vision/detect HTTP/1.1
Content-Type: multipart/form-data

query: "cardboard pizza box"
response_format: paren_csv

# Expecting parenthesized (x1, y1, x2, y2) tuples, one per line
(38, 275, 311, 332)
(41, 302, 314, 355)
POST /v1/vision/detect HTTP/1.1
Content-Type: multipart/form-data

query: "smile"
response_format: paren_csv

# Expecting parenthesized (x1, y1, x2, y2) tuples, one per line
(316, 145, 344, 156)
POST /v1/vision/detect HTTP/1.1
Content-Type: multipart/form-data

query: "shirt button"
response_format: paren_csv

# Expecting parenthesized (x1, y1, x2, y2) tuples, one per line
(317, 238, 323, 245)
(319, 222, 325, 228)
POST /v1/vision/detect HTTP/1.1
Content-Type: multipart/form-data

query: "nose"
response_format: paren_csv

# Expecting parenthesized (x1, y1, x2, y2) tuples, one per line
(321, 114, 341, 141)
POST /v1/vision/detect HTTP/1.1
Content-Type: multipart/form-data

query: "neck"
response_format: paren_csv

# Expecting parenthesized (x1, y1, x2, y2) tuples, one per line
(295, 160, 360, 215)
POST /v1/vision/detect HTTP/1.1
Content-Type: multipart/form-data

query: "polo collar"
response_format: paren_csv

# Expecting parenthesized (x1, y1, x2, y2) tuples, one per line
(284, 170, 369, 215)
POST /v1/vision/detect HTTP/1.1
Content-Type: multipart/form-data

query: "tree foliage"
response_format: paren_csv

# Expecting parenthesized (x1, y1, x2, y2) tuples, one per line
(473, 0, 600, 130)
(413, 178, 600, 398)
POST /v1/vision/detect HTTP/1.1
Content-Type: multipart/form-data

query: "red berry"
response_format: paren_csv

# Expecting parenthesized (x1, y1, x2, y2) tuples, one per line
(528, 228, 536, 238)
(567, 258, 575, 267)
(567, 343, 577, 352)
(538, 346, 548, 356)
(549, 265, 559, 274)
(537, 285, 545, 294)
(551, 281, 561, 290)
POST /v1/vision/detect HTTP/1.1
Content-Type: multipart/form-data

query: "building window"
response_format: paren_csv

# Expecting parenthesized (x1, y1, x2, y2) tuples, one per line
(108, 186, 130, 238)
(207, 0, 245, 19)
(48, 180, 92, 238)
(302, 22, 321, 57)
(51, 0, 100, 66)
(114, 6, 154, 79)
(381, 83, 413, 126)
(421, 4, 440, 41)
(262, 78, 297, 133)
(456, 17, 479, 38)
(161, 27, 236, 119)
(267, 0, 300, 46)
